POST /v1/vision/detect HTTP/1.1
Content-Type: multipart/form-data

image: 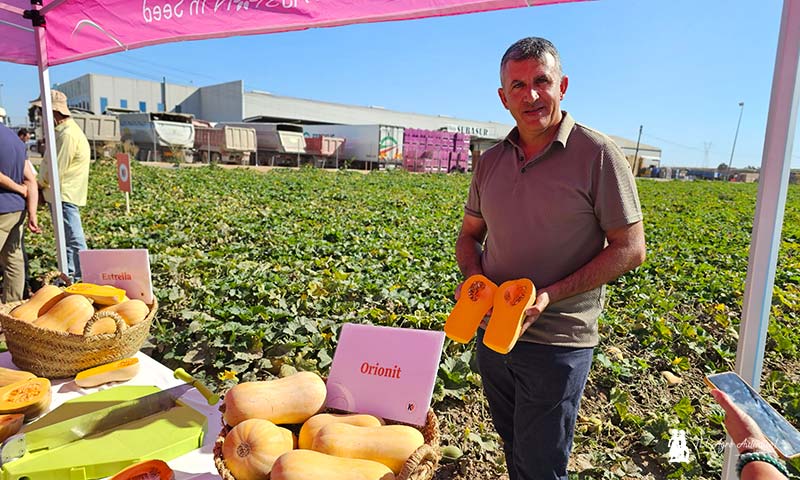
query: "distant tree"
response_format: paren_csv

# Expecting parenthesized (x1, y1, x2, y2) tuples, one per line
(717, 163, 728, 171)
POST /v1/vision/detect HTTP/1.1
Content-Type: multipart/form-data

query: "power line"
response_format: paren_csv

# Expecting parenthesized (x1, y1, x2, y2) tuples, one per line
(641, 133, 706, 152)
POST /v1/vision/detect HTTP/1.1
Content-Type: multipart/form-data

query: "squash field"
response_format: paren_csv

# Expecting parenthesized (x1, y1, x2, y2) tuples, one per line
(24, 162, 800, 479)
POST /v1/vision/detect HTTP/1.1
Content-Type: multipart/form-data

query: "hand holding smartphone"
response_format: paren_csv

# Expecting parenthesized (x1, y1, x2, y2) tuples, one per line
(705, 371, 800, 459)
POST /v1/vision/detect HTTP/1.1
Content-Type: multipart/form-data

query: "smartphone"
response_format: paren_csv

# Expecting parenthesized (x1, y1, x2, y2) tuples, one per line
(705, 371, 800, 459)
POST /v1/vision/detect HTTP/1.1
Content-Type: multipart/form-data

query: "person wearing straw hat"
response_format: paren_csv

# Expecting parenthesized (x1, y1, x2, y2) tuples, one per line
(33, 90, 90, 280)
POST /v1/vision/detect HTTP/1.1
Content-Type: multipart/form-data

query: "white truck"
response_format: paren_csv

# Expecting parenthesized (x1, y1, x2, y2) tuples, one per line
(222, 122, 307, 166)
(117, 112, 195, 162)
(194, 125, 257, 165)
(303, 124, 404, 170)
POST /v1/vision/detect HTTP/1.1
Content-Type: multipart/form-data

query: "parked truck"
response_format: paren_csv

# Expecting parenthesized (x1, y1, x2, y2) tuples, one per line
(72, 112, 121, 159)
(193, 124, 257, 165)
(117, 112, 195, 162)
(303, 124, 404, 170)
(403, 129, 471, 173)
(220, 122, 306, 166)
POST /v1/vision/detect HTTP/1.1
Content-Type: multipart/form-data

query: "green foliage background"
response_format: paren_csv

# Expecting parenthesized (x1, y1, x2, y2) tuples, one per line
(25, 163, 800, 478)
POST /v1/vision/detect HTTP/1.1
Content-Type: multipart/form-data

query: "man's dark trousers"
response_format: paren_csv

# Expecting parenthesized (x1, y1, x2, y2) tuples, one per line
(476, 328, 594, 480)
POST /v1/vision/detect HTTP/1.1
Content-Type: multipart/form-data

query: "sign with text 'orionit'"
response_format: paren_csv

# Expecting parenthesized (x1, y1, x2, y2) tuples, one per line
(325, 323, 445, 425)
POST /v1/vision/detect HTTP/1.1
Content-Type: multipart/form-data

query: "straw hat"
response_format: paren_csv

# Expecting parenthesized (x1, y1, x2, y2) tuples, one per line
(30, 90, 71, 116)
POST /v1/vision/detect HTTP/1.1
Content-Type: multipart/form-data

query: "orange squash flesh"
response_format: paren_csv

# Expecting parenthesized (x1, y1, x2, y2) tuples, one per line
(483, 278, 536, 354)
(444, 274, 497, 343)
(110, 459, 174, 480)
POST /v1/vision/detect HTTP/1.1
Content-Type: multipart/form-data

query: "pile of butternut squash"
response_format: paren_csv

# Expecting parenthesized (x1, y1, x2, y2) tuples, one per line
(10, 283, 149, 336)
(221, 371, 424, 480)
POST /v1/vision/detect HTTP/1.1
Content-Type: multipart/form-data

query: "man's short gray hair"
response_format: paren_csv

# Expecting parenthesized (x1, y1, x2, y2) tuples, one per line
(500, 37, 563, 78)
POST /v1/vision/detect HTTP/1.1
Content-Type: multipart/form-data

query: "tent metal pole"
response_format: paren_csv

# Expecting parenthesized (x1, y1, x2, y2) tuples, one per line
(33, 15, 68, 276)
(723, 0, 800, 478)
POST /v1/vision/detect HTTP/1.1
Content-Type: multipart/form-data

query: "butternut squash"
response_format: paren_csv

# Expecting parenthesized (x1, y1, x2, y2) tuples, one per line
(483, 278, 537, 354)
(222, 418, 294, 480)
(10, 285, 65, 322)
(0, 413, 24, 443)
(270, 449, 395, 480)
(444, 274, 497, 343)
(99, 299, 150, 326)
(0, 377, 52, 420)
(311, 423, 424, 475)
(110, 459, 174, 480)
(299, 412, 384, 449)
(223, 371, 327, 427)
(32, 295, 95, 333)
(0, 367, 35, 387)
(64, 283, 128, 306)
(75, 357, 140, 388)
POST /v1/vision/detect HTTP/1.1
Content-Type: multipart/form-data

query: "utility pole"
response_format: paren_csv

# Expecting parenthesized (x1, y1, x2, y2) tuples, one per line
(728, 101, 745, 179)
(703, 142, 712, 169)
(632, 125, 643, 175)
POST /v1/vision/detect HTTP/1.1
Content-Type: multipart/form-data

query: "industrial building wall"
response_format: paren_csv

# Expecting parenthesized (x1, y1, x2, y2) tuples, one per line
(191, 81, 245, 122)
(243, 91, 512, 139)
(56, 74, 198, 115)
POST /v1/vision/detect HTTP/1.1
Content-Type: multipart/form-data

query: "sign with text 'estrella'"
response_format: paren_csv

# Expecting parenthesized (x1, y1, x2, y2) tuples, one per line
(325, 323, 444, 425)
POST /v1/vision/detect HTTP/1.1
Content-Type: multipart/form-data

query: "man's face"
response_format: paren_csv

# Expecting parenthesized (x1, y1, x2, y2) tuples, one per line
(498, 53, 568, 140)
(19, 133, 30, 143)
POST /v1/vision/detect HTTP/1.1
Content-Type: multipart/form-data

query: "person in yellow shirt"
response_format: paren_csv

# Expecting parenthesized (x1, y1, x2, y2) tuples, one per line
(34, 90, 90, 280)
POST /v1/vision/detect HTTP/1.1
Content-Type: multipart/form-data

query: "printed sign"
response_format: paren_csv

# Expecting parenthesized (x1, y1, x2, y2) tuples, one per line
(78, 249, 153, 304)
(325, 323, 445, 426)
(116, 153, 132, 193)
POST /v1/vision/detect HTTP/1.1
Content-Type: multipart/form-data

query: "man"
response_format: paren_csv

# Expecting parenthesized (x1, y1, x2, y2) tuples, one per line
(35, 90, 90, 280)
(455, 37, 646, 480)
(0, 124, 39, 302)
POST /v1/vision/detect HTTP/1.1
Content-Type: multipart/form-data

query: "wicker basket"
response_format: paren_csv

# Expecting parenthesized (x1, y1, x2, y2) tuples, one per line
(0, 274, 157, 378)
(213, 403, 441, 480)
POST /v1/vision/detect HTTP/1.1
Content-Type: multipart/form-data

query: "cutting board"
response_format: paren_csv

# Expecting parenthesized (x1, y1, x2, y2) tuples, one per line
(0, 385, 207, 480)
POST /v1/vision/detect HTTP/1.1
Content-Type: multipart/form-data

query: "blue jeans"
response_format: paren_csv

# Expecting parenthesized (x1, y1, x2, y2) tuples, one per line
(62, 202, 87, 279)
(476, 329, 594, 480)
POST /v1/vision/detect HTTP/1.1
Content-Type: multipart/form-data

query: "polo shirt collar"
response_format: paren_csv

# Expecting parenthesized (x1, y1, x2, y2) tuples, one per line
(504, 110, 575, 151)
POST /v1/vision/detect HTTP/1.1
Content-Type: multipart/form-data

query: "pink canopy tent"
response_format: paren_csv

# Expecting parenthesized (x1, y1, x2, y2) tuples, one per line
(1, 1, 799, 478)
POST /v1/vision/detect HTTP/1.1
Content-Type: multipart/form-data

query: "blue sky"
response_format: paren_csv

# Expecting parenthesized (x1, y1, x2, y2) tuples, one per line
(0, 0, 795, 168)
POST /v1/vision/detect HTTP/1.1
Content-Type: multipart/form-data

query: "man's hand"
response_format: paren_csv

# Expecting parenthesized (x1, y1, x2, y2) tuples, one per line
(15, 183, 27, 198)
(521, 290, 551, 333)
(454, 281, 493, 328)
(711, 389, 777, 455)
(28, 216, 41, 234)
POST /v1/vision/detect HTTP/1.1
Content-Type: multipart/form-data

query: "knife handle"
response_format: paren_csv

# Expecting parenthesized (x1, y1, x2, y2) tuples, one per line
(174, 368, 220, 405)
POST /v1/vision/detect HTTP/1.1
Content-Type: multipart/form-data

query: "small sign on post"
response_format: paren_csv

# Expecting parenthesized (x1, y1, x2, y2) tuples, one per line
(79, 249, 154, 304)
(116, 153, 131, 214)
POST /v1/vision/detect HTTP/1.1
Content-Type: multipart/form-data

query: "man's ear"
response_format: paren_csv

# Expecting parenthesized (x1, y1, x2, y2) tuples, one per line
(560, 75, 569, 98)
(498, 87, 509, 110)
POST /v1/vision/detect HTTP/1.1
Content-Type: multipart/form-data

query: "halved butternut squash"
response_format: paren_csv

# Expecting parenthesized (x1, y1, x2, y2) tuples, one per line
(483, 278, 536, 354)
(444, 274, 497, 343)
(111, 459, 174, 480)
(0, 413, 24, 443)
(0, 377, 52, 419)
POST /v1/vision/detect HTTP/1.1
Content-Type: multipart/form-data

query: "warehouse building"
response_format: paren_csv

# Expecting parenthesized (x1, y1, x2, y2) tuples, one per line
(55, 73, 660, 166)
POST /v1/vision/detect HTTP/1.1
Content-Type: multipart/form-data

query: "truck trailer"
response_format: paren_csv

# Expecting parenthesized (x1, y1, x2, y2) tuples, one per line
(118, 112, 195, 162)
(194, 125, 257, 165)
(303, 124, 404, 170)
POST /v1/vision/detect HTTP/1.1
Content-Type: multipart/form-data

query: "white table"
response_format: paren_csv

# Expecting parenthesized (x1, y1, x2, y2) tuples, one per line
(0, 351, 223, 480)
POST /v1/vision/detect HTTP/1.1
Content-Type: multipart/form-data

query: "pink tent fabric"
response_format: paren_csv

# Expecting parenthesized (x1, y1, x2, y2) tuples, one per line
(1, 0, 583, 66)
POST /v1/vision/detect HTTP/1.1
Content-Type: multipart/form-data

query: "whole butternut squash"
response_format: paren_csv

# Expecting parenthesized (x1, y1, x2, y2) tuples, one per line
(270, 449, 395, 480)
(483, 278, 537, 354)
(10, 285, 65, 322)
(444, 274, 498, 343)
(32, 295, 95, 333)
(100, 300, 150, 326)
(222, 418, 294, 480)
(298, 412, 384, 449)
(311, 423, 424, 475)
(223, 371, 326, 427)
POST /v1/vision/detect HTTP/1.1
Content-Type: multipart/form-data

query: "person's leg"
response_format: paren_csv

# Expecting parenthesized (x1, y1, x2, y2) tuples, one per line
(476, 328, 519, 480)
(0, 211, 27, 302)
(61, 202, 88, 279)
(508, 342, 594, 480)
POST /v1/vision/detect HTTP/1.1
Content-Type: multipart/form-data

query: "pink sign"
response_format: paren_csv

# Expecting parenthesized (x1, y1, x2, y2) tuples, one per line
(1, 0, 584, 66)
(326, 323, 445, 426)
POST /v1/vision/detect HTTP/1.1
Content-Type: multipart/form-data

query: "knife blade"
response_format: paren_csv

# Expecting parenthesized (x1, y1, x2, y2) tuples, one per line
(0, 367, 218, 466)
